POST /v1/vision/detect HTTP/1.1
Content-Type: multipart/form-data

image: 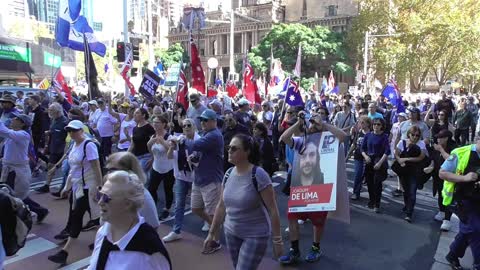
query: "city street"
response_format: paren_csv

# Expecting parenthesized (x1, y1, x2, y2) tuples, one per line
(5, 161, 441, 270)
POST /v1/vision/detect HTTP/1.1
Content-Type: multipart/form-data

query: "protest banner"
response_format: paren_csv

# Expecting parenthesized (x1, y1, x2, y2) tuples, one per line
(139, 69, 161, 100)
(164, 63, 181, 87)
(288, 132, 339, 213)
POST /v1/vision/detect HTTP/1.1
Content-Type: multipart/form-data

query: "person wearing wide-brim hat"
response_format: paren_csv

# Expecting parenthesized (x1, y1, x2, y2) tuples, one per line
(0, 95, 20, 128)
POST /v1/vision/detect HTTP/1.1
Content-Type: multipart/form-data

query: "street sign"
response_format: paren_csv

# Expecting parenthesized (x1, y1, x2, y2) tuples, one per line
(139, 69, 161, 100)
(164, 63, 181, 87)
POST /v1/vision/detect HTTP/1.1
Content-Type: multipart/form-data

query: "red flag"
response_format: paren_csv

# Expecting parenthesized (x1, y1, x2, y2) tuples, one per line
(53, 69, 73, 104)
(328, 70, 335, 92)
(176, 69, 189, 110)
(243, 61, 262, 105)
(120, 66, 136, 96)
(207, 86, 217, 98)
(226, 80, 239, 98)
(191, 42, 205, 94)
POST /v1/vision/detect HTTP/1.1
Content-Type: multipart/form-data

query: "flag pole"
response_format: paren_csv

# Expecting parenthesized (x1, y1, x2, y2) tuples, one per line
(172, 59, 184, 123)
(83, 34, 91, 100)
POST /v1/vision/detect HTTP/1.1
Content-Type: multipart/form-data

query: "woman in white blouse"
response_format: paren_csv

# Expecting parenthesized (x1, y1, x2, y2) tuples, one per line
(88, 170, 171, 270)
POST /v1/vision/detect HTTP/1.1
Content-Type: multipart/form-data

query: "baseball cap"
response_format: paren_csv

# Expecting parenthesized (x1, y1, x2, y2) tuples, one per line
(0, 95, 17, 105)
(198, 109, 217, 121)
(237, 99, 250, 106)
(120, 102, 131, 108)
(88, 100, 98, 106)
(12, 113, 32, 128)
(65, 120, 85, 131)
(398, 112, 407, 118)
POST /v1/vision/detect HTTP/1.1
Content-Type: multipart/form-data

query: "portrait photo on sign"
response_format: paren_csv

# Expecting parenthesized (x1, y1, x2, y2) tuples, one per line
(288, 132, 339, 213)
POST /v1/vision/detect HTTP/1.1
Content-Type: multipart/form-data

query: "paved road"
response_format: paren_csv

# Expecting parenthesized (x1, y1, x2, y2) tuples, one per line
(5, 161, 442, 270)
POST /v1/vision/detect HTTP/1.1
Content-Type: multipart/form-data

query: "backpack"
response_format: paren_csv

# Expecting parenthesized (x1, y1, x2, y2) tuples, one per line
(82, 139, 105, 182)
(0, 184, 33, 256)
(223, 166, 267, 208)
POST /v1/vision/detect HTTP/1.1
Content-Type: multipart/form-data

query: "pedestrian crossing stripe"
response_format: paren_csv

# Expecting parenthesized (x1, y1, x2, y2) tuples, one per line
(4, 235, 58, 266)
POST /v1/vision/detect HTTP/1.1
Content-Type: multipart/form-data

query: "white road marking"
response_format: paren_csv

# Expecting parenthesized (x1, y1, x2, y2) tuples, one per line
(58, 256, 92, 270)
(5, 237, 58, 265)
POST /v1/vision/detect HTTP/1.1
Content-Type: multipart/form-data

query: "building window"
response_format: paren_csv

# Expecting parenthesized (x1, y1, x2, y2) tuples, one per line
(221, 34, 228, 54)
(234, 34, 241, 54)
(327, 5, 337, 17)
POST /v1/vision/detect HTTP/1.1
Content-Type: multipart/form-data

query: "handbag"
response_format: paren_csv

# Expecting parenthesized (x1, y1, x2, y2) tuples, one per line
(391, 140, 421, 177)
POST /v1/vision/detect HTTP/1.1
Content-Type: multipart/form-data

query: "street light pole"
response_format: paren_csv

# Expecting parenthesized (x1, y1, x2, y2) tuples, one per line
(147, 0, 154, 69)
(123, 0, 129, 97)
(363, 31, 369, 90)
(229, 5, 235, 77)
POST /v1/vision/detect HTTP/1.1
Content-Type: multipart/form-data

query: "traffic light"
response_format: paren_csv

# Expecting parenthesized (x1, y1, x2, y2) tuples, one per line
(131, 68, 138, 77)
(132, 44, 140, 61)
(116, 42, 125, 62)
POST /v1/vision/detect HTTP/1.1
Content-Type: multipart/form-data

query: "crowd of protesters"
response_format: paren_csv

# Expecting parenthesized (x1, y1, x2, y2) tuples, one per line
(0, 85, 480, 270)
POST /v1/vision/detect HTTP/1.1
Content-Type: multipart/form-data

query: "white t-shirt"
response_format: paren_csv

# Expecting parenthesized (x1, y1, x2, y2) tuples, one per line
(118, 118, 136, 150)
(95, 109, 118, 137)
(68, 139, 99, 180)
(151, 135, 174, 174)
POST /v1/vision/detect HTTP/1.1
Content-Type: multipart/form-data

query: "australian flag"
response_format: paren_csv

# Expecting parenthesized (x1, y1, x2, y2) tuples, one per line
(382, 79, 405, 112)
(283, 77, 304, 106)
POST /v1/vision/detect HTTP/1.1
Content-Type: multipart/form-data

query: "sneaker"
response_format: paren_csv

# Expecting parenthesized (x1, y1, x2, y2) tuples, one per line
(305, 246, 323, 263)
(201, 221, 210, 232)
(374, 207, 381, 213)
(441, 220, 452, 231)
(51, 190, 67, 200)
(285, 227, 289, 233)
(35, 184, 49, 193)
(445, 252, 463, 270)
(404, 216, 412, 223)
(37, 209, 49, 224)
(159, 210, 170, 220)
(82, 219, 100, 232)
(201, 240, 221, 254)
(392, 189, 403, 197)
(279, 248, 301, 265)
(434, 211, 445, 222)
(350, 194, 360, 200)
(47, 250, 68, 265)
(54, 229, 70, 241)
(298, 219, 305, 225)
(163, 231, 182, 242)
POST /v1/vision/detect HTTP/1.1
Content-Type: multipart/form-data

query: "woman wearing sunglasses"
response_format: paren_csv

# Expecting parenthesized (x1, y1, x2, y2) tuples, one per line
(425, 109, 454, 144)
(48, 120, 103, 265)
(163, 118, 200, 242)
(105, 152, 159, 229)
(395, 126, 427, 223)
(88, 170, 171, 270)
(361, 118, 390, 213)
(206, 134, 283, 269)
(147, 115, 175, 220)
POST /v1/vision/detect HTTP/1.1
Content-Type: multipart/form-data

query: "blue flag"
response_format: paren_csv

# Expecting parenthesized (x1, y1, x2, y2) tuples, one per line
(283, 77, 304, 106)
(382, 79, 405, 112)
(330, 85, 339, 94)
(153, 62, 165, 85)
(55, 0, 106, 57)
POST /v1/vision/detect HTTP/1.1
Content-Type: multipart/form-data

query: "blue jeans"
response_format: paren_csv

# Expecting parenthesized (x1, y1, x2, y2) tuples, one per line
(344, 137, 350, 157)
(401, 174, 418, 216)
(450, 230, 480, 266)
(137, 153, 152, 185)
(353, 159, 364, 196)
(173, 179, 192, 234)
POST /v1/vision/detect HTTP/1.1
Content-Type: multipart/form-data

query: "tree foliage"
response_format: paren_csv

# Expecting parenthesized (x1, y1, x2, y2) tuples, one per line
(348, 0, 480, 91)
(154, 43, 186, 68)
(249, 23, 352, 90)
(7, 17, 53, 43)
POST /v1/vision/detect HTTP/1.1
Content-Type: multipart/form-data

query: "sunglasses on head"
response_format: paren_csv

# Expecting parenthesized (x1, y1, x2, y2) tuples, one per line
(96, 187, 112, 204)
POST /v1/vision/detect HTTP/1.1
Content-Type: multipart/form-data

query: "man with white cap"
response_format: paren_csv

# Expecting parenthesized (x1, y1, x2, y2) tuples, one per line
(88, 100, 100, 126)
(0, 113, 49, 223)
(236, 98, 252, 130)
(208, 99, 224, 129)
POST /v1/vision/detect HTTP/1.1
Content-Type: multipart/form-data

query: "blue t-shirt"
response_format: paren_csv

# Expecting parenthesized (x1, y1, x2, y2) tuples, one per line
(192, 128, 224, 186)
(361, 132, 391, 158)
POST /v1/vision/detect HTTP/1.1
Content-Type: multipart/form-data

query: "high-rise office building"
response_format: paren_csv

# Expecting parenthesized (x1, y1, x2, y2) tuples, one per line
(7, 0, 29, 18)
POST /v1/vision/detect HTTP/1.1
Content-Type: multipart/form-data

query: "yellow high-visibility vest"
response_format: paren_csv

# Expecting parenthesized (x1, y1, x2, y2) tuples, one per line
(442, 145, 473, 206)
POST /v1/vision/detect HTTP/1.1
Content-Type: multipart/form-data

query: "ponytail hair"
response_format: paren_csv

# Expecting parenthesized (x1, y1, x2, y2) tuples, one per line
(232, 134, 260, 165)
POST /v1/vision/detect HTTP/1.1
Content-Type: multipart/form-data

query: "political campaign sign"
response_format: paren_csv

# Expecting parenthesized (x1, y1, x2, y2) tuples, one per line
(139, 69, 161, 100)
(288, 132, 339, 213)
(164, 63, 181, 87)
